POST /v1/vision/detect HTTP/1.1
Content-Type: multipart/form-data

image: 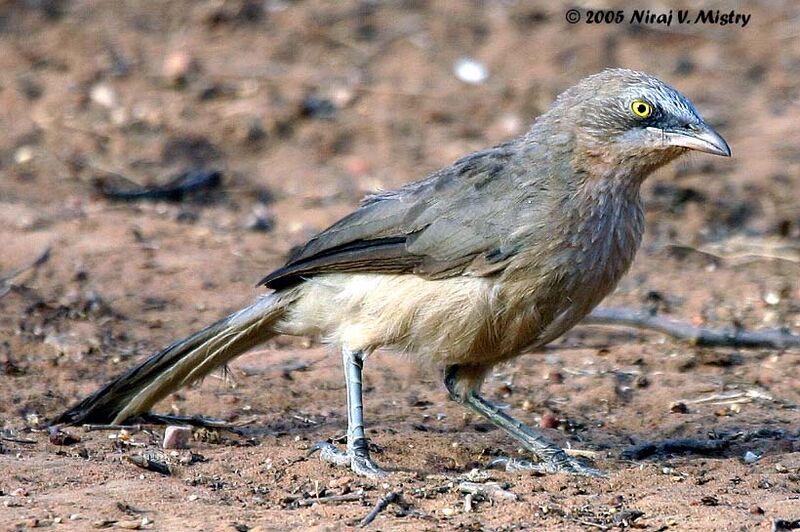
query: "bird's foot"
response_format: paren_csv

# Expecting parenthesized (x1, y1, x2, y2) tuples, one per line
(488, 452, 606, 478)
(309, 441, 388, 479)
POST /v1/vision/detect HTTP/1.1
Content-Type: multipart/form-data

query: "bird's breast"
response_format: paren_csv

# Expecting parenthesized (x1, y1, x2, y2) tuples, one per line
(493, 187, 645, 354)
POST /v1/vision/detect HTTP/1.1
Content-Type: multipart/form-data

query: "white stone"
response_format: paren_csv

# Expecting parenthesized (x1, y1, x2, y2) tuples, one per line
(163, 425, 192, 449)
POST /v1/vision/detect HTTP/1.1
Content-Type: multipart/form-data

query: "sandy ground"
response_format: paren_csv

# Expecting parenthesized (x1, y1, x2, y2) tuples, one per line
(1, 1, 799, 530)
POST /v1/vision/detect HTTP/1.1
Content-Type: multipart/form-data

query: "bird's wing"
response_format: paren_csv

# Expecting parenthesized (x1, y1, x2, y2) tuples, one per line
(260, 142, 535, 289)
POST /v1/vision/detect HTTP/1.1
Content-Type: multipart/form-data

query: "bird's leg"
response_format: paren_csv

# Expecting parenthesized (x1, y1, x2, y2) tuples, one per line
(311, 348, 387, 478)
(444, 365, 605, 477)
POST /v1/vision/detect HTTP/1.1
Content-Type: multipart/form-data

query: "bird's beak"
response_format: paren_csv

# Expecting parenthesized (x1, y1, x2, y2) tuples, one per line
(647, 123, 731, 157)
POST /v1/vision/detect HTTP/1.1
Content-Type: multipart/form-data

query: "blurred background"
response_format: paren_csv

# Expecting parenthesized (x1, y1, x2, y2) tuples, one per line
(1, 1, 799, 529)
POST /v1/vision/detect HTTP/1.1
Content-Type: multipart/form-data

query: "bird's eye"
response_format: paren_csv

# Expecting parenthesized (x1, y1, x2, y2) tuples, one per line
(630, 99, 653, 118)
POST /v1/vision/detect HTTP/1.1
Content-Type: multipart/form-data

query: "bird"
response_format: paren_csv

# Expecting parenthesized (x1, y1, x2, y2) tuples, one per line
(54, 69, 731, 478)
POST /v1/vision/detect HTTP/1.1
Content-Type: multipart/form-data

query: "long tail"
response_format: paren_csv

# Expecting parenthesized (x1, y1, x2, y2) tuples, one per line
(54, 292, 293, 426)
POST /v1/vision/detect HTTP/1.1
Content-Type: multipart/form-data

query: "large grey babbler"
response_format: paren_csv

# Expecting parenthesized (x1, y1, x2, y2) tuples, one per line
(55, 69, 731, 478)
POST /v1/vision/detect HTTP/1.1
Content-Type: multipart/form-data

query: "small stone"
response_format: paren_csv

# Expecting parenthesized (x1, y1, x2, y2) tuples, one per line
(546, 370, 564, 383)
(441, 507, 456, 517)
(464, 493, 474, 512)
(14, 145, 34, 165)
(344, 156, 370, 177)
(328, 476, 351, 489)
(245, 213, 275, 232)
(490, 113, 523, 138)
(453, 57, 488, 85)
(163, 425, 192, 449)
(749, 504, 764, 515)
(117, 520, 141, 530)
(669, 401, 689, 414)
(763, 292, 780, 306)
(163, 51, 197, 86)
(90, 83, 118, 109)
(12, 487, 28, 497)
(539, 412, 559, 429)
(188, 494, 200, 501)
(743, 451, 760, 464)
(49, 427, 81, 445)
(69, 514, 80, 520)
(300, 96, 336, 119)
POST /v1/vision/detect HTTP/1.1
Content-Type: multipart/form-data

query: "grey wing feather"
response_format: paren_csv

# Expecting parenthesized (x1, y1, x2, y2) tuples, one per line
(259, 142, 529, 289)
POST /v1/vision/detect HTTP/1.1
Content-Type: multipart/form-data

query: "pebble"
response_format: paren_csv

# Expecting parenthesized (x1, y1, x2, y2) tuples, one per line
(328, 476, 351, 489)
(464, 493, 474, 513)
(90, 83, 118, 109)
(163, 425, 192, 449)
(163, 50, 197, 86)
(188, 494, 200, 501)
(245, 213, 275, 232)
(490, 113, 523, 138)
(749, 504, 765, 515)
(14, 145, 34, 164)
(453, 57, 488, 85)
(546, 369, 564, 383)
(344, 156, 370, 177)
(441, 507, 456, 517)
(539, 412, 559, 429)
(669, 401, 689, 414)
(743, 451, 760, 464)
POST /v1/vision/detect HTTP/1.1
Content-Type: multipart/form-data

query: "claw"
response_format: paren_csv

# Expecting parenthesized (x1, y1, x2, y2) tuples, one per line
(310, 440, 351, 466)
(311, 440, 388, 479)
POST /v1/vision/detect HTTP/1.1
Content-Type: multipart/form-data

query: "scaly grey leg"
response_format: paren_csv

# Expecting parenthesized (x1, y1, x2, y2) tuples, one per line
(311, 348, 387, 478)
(444, 365, 605, 477)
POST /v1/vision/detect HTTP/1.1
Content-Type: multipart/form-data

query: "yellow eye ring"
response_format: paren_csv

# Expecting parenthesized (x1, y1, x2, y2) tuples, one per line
(631, 99, 653, 118)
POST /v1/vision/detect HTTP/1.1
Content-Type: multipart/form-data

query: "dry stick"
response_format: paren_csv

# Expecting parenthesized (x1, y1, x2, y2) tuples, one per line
(585, 307, 800, 349)
(0, 246, 51, 297)
(82, 424, 143, 432)
(359, 491, 400, 528)
(296, 491, 364, 507)
(0, 434, 37, 444)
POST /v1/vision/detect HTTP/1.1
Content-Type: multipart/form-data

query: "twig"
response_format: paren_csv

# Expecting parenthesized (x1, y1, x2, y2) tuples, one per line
(585, 307, 800, 349)
(98, 169, 221, 202)
(359, 491, 399, 528)
(0, 246, 51, 295)
(621, 437, 729, 460)
(1, 434, 37, 444)
(296, 491, 364, 507)
(83, 424, 143, 432)
(136, 413, 239, 431)
(565, 448, 598, 459)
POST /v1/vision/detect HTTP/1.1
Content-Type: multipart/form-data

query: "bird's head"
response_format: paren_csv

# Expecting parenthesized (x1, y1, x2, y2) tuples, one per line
(543, 69, 730, 179)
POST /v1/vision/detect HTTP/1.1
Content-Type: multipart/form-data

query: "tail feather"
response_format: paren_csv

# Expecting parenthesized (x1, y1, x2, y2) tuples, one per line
(53, 293, 290, 426)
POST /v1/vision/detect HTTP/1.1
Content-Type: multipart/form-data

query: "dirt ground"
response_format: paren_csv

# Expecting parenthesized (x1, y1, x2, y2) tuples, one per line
(1, 1, 799, 530)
